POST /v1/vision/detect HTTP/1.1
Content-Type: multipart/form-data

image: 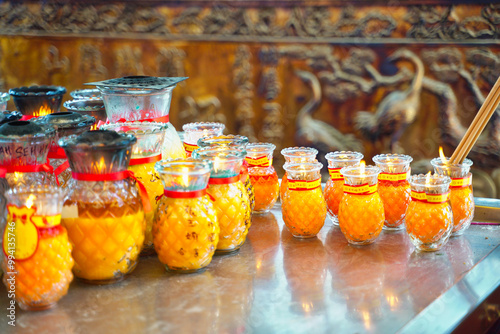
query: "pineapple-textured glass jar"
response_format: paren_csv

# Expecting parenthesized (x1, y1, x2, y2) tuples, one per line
(60, 130, 146, 284)
(280, 147, 318, 201)
(1, 185, 73, 311)
(153, 159, 219, 273)
(324, 151, 363, 225)
(338, 164, 385, 245)
(406, 174, 453, 251)
(282, 162, 326, 238)
(430, 157, 474, 236)
(193, 146, 250, 254)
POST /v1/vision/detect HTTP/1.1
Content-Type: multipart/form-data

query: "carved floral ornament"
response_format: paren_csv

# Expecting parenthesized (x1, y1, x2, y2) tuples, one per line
(0, 2, 498, 40)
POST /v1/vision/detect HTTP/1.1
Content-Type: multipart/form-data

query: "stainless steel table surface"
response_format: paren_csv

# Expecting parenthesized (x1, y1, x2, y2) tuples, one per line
(1, 202, 499, 334)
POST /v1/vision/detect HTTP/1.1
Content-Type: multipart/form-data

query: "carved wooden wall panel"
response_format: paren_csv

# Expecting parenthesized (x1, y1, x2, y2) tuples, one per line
(1, 1, 499, 197)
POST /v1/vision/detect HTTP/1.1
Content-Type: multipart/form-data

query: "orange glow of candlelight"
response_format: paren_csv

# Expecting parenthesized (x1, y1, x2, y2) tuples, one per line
(92, 157, 106, 173)
(425, 171, 432, 187)
(360, 160, 366, 176)
(33, 104, 52, 117)
(181, 167, 189, 187)
(26, 194, 36, 209)
(214, 156, 222, 173)
(439, 147, 448, 165)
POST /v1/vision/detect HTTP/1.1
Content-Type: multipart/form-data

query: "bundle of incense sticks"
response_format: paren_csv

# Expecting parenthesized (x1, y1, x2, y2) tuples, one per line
(449, 75, 500, 164)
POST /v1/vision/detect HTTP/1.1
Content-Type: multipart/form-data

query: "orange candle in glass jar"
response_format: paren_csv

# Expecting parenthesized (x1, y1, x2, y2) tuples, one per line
(405, 173, 453, 251)
(338, 163, 384, 245)
(431, 154, 474, 236)
(2, 186, 73, 311)
(372, 154, 413, 230)
(280, 147, 318, 201)
(246, 143, 279, 214)
(281, 162, 326, 238)
(324, 151, 363, 225)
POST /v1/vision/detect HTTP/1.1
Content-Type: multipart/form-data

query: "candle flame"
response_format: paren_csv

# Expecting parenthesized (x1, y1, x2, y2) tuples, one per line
(26, 194, 36, 209)
(360, 160, 366, 175)
(425, 171, 432, 187)
(362, 310, 371, 330)
(439, 146, 448, 164)
(33, 104, 52, 117)
(214, 156, 222, 173)
(181, 167, 189, 187)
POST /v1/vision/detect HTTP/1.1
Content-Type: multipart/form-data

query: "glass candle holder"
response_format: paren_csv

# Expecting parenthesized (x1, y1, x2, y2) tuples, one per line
(324, 151, 363, 225)
(0, 121, 57, 188)
(282, 162, 326, 238)
(0, 92, 10, 111)
(192, 147, 250, 254)
(101, 122, 166, 256)
(1, 185, 73, 311)
(198, 134, 255, 213)
(372, 154, 413, 231)
(338, 165, 384, 245)
(280, 147, 318, 201)
(60, 130, 146, 284)
(0, 110, 22, 125)
(153, 159, 219, 273)
(34, 112, 96, 188)
(96, 79, 186, 160)
(70, 89, 101, 100)
(63, 99, 106, 129)
(182, 122, 225, 157)
(9, 85, 66, 119)
(246, 143, 279, 214)
(406, 174, 453, 251)
(430, 157, 474, 236)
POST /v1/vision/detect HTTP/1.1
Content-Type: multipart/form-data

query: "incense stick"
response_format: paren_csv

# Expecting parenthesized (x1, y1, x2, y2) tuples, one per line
(449, 75, 500, 164)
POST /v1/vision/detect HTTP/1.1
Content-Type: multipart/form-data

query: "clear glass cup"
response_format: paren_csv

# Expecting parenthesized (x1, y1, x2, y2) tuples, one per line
(9, 85, 66, 119)
(282, 162, 326, 238)
(70, 89, 101, 100)
(430, 157, 474, 236)
(153, 158, 219, 273)
(0, 92, 10, 111)
(198, 134, 255, 212)
(280, 147, 318, 200)
(324, 151, 363, 225)
(101, 122, 166, 256)
(34, 112, 95, 188)
(246, 143, 279, 214)
(0, 121, 57, 187)
(339, 165, 384, 245)
(182, 122, 225, 156)
(372, 154, 413, 231)
(59, 130, 145, 284)
(1, 185, 73, 310)
(63, 99, 106, 128)
(192, 147, 250, 254)
(406, 174, 453, 251)
(97, 83, 185, 160)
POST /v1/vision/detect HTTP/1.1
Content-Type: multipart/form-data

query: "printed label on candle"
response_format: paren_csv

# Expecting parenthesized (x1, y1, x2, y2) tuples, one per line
(328, 168, 343, 180)
(426, 192, 450, 204)
(343, 183, 377, 195)
(2, 205, 39, 261)
(378, 171, 410, 182)
(450, 175, 472, 188)
(183, 142, 198, 153)
(245, 156, 272, 167)
(31, 214, 62, 228)
(288, 178, 321, 191)
(411, 191, 427, 202)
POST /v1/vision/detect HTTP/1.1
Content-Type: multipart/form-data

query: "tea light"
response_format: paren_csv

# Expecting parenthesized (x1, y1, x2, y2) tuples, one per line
(281, 162, 326, 238)
(324, 151, 363, 225)
(153, 159, 219, 273)
(405, 173, 453, 251)
(182, 122, 225, 156)
(338, 162, 384, 245)
(372, 154, 413, 231)
(280, 147, 318, 201)
(430, 148, 474, 236)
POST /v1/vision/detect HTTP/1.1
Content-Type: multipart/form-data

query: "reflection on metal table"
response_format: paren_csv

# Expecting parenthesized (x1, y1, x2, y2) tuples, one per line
(1, 199, 499, 333)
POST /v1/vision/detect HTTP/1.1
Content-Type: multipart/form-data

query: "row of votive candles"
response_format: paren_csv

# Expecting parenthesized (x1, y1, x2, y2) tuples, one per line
(273, 148, 474, 252)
